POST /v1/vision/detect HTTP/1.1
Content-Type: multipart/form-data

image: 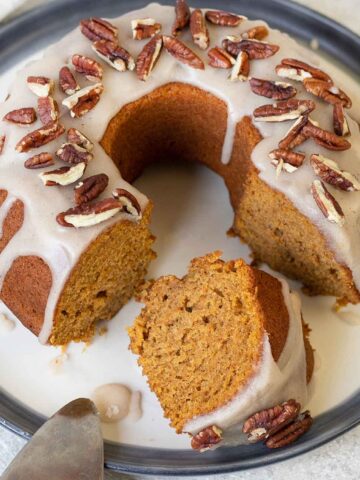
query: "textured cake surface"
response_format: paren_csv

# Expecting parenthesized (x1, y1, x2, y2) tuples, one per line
(129, 252, 312, 437)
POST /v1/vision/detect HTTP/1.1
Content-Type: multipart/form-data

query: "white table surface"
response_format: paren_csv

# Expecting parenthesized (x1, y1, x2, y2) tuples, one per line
(0, 1, 359, 479)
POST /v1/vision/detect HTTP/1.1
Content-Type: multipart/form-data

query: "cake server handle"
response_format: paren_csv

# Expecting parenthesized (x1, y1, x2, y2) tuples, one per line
(2, 398, 104, 480)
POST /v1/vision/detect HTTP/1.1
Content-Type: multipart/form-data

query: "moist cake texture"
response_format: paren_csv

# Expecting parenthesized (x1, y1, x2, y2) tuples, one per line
(129, 252, 313, 443)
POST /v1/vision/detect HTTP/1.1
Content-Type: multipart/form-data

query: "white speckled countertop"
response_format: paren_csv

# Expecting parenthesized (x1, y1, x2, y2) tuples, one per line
(0, 1, 359, 479)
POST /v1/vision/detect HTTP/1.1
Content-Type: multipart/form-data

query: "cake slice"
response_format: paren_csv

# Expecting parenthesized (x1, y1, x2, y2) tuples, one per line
(129, 252, 313, 447)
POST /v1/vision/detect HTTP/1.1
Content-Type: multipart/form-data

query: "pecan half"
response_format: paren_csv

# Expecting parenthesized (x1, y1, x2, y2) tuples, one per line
(3, 107, 37, 125)
(80, 17, 118, 42)
(59, 66, 80, 95)
(223, 38, 279, 60)
(0, 135, 5, 154)
(191, 426, 223, 452)
(67, 128, 93, 151)
(205, 10, 247, 27)
(56, 142, 93, 165)
(310, 154, 360, 191)
(172, 0, 190, 36)
(27, 76, 54, 97)
(265, 411, 313, 449)
(131, 18, 161, 40)
(72, 54, 103, 81)
(333, 103, 350, 136)
(74, 173, 109, 205)
(269, 149, 305, 173)
(278, 115, 309, 149)
(57, 197, 121, 228)
(303, 122, 351, 151)
(190, 9, 209, 50)
(136, 35, 163, 81)
(112, 188, 142, 219)
(163, 36, 204, 70)
(275, 58, 332, 83)
(92, 39, 135, 72)
(311, 180, 345, 225)
(37, 97, 59, 124)
(250, 78, 297, 100)
(24, 152, 54, 169)
(62, 83, 104, 118)
(243, 400, 301, 443)
(303, 78, 351, 108)
(40, 162, 86, 186)
(208, 47, 235, 69)
(241, 25, 269, 40)
(253, 99, 315, 122)
(230, 51, 250, 82)
(15, 121, 65, 153)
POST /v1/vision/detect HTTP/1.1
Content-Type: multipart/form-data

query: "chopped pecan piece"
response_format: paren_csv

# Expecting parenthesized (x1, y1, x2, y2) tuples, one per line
(205, 10, 247, 26)
(112, 188, 142, 219)
(16, 121, 65, 153)
(67, 128, 93, 151)
(172, 0, 190, 36)
(310, 154, 360, 191)
(59, 66, 80, 95)
(275, 58, 332, 83)
(333, 103, 350, 136)
(311, 180, 345, 225)
(62, 83, 104, 118)
(27, 76, 54, 97)
(241, 25, 269, 40)
(265, 411, 313, 449)
(131, 18, 161, 40)
(208, 47, 235, 69)
(278, 115, 309, 149)
(80, 17, 118, 42)
(190, 9, 209, 50)
(250, 78, 297, 100)
(72, 54, 103, 81)
(191, 426, 223, 452)
(303, 78, 351, 108)
(24, 152, 54, 169)
(3, 107, 37, 125)
(74, 173, 109, 205)
(253, 99, 315, 122)
(223, 38, 279, 60)
(37, 97, 59, 124)
(0, 135, 5, 154)
(269, 149, 305, 173)
(40, 162, 86, 186)
(136, 35, 163, 81)
(92, 39, 135, 71)
(56, 142, 93, 164)
(303, 122, 351, 150)
(243, 400, 301, 443)
(230, 51, 250, 82)
(163, 35, 204, 70)
(57, 197, 121, 228)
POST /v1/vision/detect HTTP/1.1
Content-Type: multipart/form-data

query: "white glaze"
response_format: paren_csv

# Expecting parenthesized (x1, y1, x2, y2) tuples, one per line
(0, 3, 359, 346)
(93, 383, 131, 423)
(184, 280, 308, 443)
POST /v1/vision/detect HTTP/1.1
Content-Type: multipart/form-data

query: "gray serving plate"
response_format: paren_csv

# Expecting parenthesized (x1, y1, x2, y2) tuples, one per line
(0, 0, 360, 476)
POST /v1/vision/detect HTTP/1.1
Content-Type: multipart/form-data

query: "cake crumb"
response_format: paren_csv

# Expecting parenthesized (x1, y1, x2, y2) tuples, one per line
(0, 313, 15, 334)
(49, 353, 68, 374)
(310, 38, 319, 50)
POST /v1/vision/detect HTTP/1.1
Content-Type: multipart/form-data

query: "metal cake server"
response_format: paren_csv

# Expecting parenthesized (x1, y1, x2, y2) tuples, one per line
(2, 398, 104, 480)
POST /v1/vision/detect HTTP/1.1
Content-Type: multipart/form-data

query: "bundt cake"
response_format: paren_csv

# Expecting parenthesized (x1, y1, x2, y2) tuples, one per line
(0, 2, 359, 345)
(129, 251, 313, 447)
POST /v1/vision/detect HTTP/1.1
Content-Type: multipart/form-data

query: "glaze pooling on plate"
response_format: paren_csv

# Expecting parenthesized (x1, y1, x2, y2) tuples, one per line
(0, 2, 359, 346)
(184, 280, 308, 443)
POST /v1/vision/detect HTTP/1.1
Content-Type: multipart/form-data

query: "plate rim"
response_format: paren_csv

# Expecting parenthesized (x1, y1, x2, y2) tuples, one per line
(0, 0, 360, 476)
